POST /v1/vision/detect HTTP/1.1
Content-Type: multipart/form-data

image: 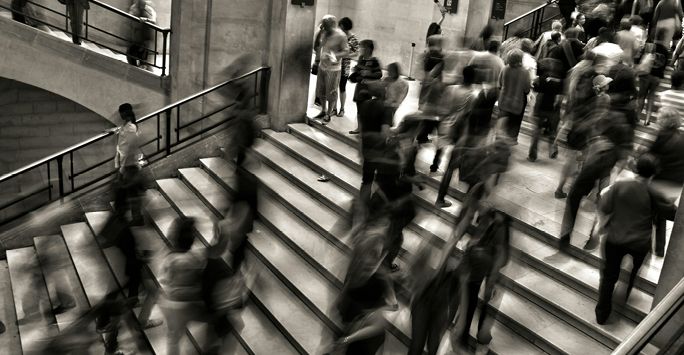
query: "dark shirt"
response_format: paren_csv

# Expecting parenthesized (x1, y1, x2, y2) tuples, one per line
(359, 98, 395, 165)
(651, 43, 670, 78)
(424, 50, 444, 73)
(650, 130, 684, 183)
(353, 56, 383, 81)
(549, 39, 584, 77)
(338, 273, 388, 323)
(600, 179, 677, 252)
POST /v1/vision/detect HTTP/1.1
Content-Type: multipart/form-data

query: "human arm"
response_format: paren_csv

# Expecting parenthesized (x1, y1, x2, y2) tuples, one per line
(337, 311, 387, 346)
(598, 182, 615, 216)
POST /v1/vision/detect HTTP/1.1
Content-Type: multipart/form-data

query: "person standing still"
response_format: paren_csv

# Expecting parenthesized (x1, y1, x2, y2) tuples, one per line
(314, 15, 350, 123)
(65, 0, 89, 45)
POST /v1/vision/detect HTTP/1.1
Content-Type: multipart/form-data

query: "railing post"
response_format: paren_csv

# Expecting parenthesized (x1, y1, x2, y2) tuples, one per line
(260, 68, 270, 114)
(85, 9, 89, 40)
(165, 109, 172, 156)
(161, 31, 168, 76)
(57, 156, 64, 198)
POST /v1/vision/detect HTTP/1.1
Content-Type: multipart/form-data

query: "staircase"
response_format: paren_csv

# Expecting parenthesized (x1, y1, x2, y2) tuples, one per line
(0, 116, 666, 354)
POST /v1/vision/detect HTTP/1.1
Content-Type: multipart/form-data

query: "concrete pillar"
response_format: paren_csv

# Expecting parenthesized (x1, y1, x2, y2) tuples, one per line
(652, 188, 684, 347)
(464, 0, 506, 43)
(169, 0, 209, 102)
(267, 1, 317, 131)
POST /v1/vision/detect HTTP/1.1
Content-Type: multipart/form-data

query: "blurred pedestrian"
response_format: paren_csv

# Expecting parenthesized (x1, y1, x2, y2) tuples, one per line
(651, 0, 683, 48)
(656, 70, 684, 117)
(647, 107, 684, 184)
(349, 39, 382, 134)
(468, 40, 504, 87)
(616, 18, 638, 66)
(637, 37, 669, 125)
(11, 0, 37, 26)
(314, 15, 350, 123)
(337, 17, 359, 118)
(497, 49, 531, 143)
(558, 0, 577, 29)
(534, 20, 564, 59)
(65, 0, 89, 45)
(595, 154, 677, 324)
(382, 62, 409, 125)
(127, 0, 157, 69)
(528, 57, 563, 162)
(111, 103, 144, 225)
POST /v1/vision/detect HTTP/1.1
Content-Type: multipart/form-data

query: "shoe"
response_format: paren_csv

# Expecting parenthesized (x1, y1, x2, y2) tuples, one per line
(322, 115, 331, 124)
(595, 308, 610, 325)
(53, 302, 76, 315)
(331, 108, 337, 116)
(554, 190, 567, 199)
(558, 235, 570, 250)
(73, 39, 82, 45)
(317, 174, 330, 182)
(583, 237, 600, 251)
(390, 263, 400, 273)
(141, 319, 163, 330)
(435, 200, 452, 208)
(527, 156, 537, 162)
(0, 320, 5, 334)
(429, 164, 438, 173)
(337, 109, 345, 117)
(550, 149, 558, 159)
(348, 129, 359, 134)
(314, 112, 326, 119)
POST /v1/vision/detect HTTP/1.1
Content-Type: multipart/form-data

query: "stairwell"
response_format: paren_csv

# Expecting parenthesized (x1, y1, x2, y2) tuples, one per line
(0, 114, 668, 354)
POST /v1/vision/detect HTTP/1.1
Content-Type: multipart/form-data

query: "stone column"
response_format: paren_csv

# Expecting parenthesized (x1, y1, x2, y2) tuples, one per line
(464, 0, 506, 43)
(169, 0, 209, 102)
(652, 188, 684, 347)
(267, 1, 318, 131)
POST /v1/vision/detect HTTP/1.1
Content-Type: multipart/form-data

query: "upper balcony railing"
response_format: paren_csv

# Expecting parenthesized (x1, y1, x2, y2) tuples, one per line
(2, 0, 171, 75)
(0, 66, 271, 225)
(503, 0, 562, 40)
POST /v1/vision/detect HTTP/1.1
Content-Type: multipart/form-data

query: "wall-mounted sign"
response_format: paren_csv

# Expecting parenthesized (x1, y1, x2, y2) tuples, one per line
(444, 0, 459, 13)
(291, 0, 314, 6)
(491, 0, 507, 20)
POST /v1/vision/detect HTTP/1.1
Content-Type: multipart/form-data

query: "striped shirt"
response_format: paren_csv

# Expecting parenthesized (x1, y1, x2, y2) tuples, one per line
(342, 33, 359, 76)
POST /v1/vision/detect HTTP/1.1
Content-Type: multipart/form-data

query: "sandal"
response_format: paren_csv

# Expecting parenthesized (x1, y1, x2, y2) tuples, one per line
(317, 174, 330, 182)
(337, 109, 345, 117)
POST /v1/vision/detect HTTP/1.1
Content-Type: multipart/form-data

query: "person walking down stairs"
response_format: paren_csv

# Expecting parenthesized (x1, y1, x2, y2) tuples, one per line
(63, 0, 90, 45)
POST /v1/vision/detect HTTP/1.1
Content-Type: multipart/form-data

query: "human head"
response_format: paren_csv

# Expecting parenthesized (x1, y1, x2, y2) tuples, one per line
(551, 32, 561, 43)
(170, 216, 196, 252)
(338, 17, 353, 32)
(657, 107, 681, 131)
(636, 154, 658, 178)
(552, 20, 563, 32)
(387, 62, 401, 80)
(619, 18, 631, 31)
(630, 15, 643, 27)
(521, 38, 535, 54)
(672, 71, 684, 89)
(487, 40, 500, 54)
(359, 39, 375, 58)
(593, 74, 612, 93)
(462, 65, 476, 85)
(320, 15, 337, 32)
(564, 27, 581, 39)
(574, 13, 585, 26)
(597, 27, 614, 44)
(118, 103, 135, 123)
(507, 49, 523, 67)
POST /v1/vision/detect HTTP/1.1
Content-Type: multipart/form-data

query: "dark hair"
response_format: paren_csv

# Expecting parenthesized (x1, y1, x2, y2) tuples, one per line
(620, 18, 631, 31)
(629, 15, 643, 26)
(564, 27, 581, 39)
(672, 71, 684, 88)
(636, 154, 657, 178)
(551, 32, 561, 42)
(487, 40, 500, 53)
(388, 62, 402, 76)
(463, 65, 476, 85)
(118, 103, 135, 123)
(359, 39, 375, 52)
(339, 17, 353, 31)
(170, 217, 196, 252)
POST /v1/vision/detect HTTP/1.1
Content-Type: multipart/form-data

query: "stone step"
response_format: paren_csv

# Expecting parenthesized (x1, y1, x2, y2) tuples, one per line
(288, 123, 661, 296)
(201, 158, 576, 353)
(6, 246, 58, 354)
(60, 222, 153, 355)
(0, 260, 22, 355)
(33, 235, 89, 331)
(143, 188, 301, 354)
(251, 136, 653, 341)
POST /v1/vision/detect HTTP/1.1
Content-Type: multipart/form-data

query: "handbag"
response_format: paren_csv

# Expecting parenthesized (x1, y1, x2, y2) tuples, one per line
(311, 63, 318, 76)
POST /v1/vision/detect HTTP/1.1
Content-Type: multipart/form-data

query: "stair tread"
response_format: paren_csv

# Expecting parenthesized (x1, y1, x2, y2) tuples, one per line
(178, 167, 231, 214)
(264, 129, 652, 315)
(0, 260, 21, 355)
(6, 247, 58, 353)
(156, 178, 218, 245)
(60, 222, 152, 355)
(85, 211, 270, 355)
(289, 123, 662, 294)
(33, 235, 90, 331)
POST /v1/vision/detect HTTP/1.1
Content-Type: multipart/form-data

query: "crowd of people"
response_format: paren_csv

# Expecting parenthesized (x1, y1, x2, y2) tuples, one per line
(309, 2, 683, 352)
(9, 0, 158, 70)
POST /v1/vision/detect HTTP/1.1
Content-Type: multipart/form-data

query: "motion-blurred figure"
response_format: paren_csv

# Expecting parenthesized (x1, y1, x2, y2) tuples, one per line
(127, 0, 157, 69)
(111, 103, 145, 226)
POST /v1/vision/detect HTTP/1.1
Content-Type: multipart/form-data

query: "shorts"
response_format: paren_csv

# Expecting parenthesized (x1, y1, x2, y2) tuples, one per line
(339, 74, 348, 93)
(316, 68, 341, 101)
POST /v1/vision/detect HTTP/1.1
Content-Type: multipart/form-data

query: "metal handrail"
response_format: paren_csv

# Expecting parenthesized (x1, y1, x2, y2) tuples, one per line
(504, 0, 558, 27)
(613, 277, 684, 354)
(0, 66, 270, 225)
(0, 66, 268, 183)
(89, 0, 170, 33)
